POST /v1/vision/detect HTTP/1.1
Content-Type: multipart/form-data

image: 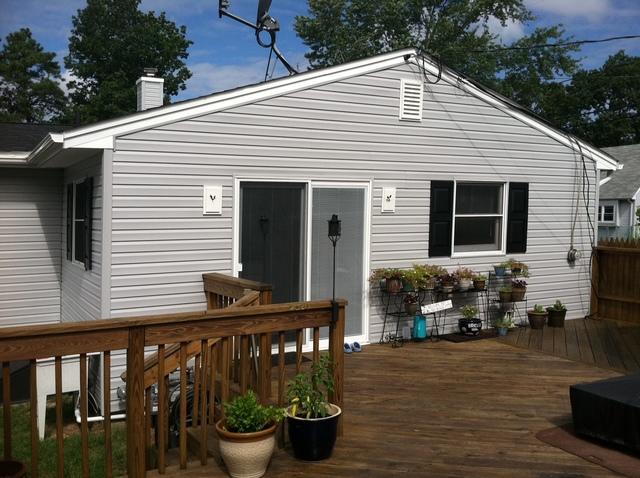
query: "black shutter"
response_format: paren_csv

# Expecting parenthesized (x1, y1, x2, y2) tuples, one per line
(428, 181, 454, 257)
(83, 177, 93, 270)
(66, 184, 73, 260)
(506, 182, 529, 254)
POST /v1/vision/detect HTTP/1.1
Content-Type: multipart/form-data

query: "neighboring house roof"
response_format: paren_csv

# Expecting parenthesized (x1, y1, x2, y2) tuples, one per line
(6, 49, 619, 170)
(600, 144, 640, 200)
(0, 122, 67, 165)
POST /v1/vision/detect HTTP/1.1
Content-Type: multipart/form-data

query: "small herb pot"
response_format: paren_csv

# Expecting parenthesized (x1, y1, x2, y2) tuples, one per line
(458, 318, 482, 336)
(287, 404, 342, 461)
(425, 277, 437, 290)
(494, 266, 506, 277)
(547, 308, 567, 327)
(402, 279, 414, 292)
(511, 287, 526, 302)
(458, 278, 473, 292)
(385, 278, 402, 294)
(473, 279, 486, 291)
(496, 327, 508, 336)
(405, 302, 418, 316)
(527, 311, 547, 329)
(499, 290, 512, 303)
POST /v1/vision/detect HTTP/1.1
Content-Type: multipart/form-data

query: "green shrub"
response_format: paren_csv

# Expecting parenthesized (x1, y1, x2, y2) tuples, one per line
(223, 390, 284, 433)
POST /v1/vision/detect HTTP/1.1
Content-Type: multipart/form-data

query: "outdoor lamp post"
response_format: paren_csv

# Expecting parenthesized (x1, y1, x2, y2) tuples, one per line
(328, 214, 341, 303)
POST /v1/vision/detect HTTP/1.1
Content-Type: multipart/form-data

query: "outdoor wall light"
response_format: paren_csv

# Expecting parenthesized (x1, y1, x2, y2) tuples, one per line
(328, 214, 341, 304)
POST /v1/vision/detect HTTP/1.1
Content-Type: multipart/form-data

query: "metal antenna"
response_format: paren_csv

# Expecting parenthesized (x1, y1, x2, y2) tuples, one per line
(218, 0, 298, 76)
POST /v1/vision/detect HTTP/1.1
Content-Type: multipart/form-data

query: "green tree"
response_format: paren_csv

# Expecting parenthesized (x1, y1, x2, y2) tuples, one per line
(564, 51, 640, 147)
(295, 0, 578, 123)
(64, 0, 192, 124)
(0, 28, 66, 123)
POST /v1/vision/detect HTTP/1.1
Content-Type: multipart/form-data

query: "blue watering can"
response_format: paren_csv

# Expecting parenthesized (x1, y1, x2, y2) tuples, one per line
(412, 314, 428, 341)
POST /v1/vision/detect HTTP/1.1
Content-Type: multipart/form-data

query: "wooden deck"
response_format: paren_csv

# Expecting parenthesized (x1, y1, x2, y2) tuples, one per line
(151, 335, 625, 477)
(498, 318, 640, 373)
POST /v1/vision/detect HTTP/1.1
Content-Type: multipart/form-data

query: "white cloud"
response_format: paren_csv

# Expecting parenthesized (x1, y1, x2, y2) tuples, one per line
(184, 59, 273, 98)
(526, 0, 612, 20)
(484, 16, 525, 43)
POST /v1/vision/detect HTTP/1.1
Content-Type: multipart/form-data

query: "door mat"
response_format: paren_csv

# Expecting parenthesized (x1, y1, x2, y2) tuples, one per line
(536, 423, 640, 478)
(439, 329, 498, 343)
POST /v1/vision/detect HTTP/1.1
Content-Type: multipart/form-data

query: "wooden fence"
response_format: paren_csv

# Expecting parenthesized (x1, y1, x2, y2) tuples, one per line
(591, 238, 640, 323)
(0, 274, 346, 477)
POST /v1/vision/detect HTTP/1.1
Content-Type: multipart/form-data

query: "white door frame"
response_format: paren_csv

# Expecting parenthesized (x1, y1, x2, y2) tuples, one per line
(232, 177, 372, 351)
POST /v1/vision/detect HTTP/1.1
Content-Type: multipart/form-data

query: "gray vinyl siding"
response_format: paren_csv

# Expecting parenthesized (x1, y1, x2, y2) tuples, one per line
(0, 169, 62, 327)
(110, 63, 596, 339)
(61, 154, 103, 322)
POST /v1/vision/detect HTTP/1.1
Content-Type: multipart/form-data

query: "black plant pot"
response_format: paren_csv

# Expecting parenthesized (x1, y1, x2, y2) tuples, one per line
(547, 308, 567, 327)
(287, 405, 341, 461)
(458, 318, 482, 336)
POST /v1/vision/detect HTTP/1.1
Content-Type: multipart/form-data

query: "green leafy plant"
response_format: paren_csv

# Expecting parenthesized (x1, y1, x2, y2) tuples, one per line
(223, 390, 284, 433)
(460, 305, 478, 319)
(549, 300, 566, 311)
(454, 266, 475, 280)
(402, 267, 425, 290)
(473, 273, 487, 281)
(288, 355, 335, 419)
(494, 313, 515, 328)
(368, 267, 404, 283)
(499, 286, 512, 293)
(532, 304, 546, 314)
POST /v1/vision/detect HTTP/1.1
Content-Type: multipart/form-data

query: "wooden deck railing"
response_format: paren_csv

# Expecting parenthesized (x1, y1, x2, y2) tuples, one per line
(591, 238, 640, 323)
(0, 274, 345, 478)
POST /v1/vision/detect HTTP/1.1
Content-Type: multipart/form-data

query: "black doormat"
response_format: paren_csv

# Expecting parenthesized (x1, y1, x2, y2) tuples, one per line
(271, 352, 311, 367)
(439, 329, 498, 343)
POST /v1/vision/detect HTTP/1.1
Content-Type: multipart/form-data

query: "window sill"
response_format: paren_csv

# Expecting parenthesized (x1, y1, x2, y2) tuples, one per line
(451, 250, 505, 259)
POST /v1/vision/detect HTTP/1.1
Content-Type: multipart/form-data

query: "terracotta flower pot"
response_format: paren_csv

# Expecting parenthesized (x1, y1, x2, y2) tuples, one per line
(385, 278, 402, 294)
(216, 420, 277, 478)
(473, 279, 486, 291)
(511, 287, 526, 302)
(527, 311, 547, 330)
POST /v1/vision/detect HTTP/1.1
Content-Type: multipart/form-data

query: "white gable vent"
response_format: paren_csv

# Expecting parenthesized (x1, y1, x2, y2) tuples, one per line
(399, 79, 423, 121)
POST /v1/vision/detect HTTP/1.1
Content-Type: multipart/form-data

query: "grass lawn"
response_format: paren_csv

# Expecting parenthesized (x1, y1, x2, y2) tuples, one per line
(0, 396, 127, 478)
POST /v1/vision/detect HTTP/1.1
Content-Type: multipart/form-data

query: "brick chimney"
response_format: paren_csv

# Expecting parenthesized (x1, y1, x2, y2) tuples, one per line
(136, 67, 164, 111)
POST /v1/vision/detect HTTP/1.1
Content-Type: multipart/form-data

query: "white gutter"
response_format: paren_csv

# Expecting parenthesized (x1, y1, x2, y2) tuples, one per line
(0, 152, 29, 165)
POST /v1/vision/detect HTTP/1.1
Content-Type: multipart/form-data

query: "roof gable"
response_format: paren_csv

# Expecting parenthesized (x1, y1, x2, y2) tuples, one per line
(600, 144, 640, 199)
(21, 49, 619, 171)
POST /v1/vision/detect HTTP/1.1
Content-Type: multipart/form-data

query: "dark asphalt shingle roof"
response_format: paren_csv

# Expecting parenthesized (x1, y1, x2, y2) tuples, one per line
(600, 144, 640, 200)
(0, 122, 67, 152)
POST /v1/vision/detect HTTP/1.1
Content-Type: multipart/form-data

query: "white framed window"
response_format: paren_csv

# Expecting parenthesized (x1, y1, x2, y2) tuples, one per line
(66, 177, 93, 270)
(452, 182, 506, 256)
(598, 202, 617, 225)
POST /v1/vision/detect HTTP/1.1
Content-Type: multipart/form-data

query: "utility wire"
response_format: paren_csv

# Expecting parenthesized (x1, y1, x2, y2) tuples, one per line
(470, 34, 640, 53)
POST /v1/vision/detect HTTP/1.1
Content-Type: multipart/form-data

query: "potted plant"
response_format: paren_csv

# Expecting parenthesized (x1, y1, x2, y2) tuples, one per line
(527, 304, 548, 329)
(473, 273, 487, 290)
(499, 286, 512, 303)
(494, 262, 508, 277)
(458, 305, 482, 336)
(511, 279, 527, 302)
(287, 355, 341, 461)
(404, 293, 419, 316)
(423, 264, 447, 290)
(454, 266, 475, 292)
(439, 273, 456, 294)
(547, 300, 567, 327)
(216, 390, 285, 478)
(507, 259, 529, 277)
(369, 268, 404, 293)
(494, 313, 515, 336)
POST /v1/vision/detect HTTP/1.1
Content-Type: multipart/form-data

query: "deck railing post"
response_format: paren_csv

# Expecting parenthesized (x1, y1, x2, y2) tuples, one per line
(591, 246, 599, 318)
(126, 327, 146, 478)
(328, 301, 345, 436)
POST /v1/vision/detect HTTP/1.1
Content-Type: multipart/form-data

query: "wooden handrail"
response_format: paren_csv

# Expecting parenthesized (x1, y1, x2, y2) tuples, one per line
(0, 271, 346, 478)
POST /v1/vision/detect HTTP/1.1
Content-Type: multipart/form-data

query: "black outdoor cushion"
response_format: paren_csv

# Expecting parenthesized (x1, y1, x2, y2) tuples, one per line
(570, 372, 640, 453)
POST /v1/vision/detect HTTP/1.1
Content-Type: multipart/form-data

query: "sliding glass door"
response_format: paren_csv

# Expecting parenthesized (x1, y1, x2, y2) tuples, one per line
(310, 186, 368, 341)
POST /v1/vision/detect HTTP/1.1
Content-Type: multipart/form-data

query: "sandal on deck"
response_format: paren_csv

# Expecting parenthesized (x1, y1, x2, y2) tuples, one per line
(344, 343, 353, 354)
(352, 342, 362, 352)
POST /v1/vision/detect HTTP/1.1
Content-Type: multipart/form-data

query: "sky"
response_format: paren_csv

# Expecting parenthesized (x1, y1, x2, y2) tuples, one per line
(1, 0, 639, 101)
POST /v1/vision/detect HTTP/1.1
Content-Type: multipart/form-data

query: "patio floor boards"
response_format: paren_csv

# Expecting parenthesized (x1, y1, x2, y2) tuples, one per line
(151, 338, 622, 477)
(498, 318, 640, 373)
